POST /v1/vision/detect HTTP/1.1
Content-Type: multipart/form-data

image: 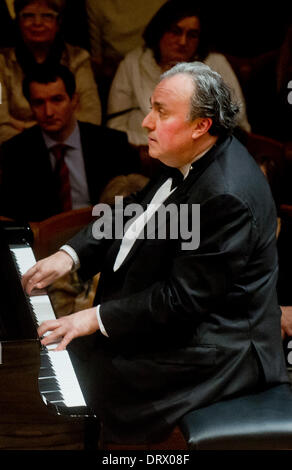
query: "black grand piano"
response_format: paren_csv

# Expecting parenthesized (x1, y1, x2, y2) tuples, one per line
(0, 222, 99, 450)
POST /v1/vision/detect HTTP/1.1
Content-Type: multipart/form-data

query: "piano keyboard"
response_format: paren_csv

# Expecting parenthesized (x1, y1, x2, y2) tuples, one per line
(10, 244, 86, 409)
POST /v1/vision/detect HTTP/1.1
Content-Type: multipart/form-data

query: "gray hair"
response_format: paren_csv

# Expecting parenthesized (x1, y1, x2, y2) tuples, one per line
(160, 62, 240, 137)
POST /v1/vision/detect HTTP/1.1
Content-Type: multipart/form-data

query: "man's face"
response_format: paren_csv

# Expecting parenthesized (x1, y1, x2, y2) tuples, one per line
(29, 78, 77, 137)
(142, 74, 197, 168)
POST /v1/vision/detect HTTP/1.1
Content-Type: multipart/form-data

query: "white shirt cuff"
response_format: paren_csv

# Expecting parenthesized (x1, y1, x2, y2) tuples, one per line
(59, 245, 80, 271)
(96, 304, 109, 337)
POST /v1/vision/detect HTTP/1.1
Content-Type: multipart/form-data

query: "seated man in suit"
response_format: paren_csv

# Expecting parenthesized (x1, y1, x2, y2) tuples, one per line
(22, 62, 289, 445)
(0, 64, 140, 222)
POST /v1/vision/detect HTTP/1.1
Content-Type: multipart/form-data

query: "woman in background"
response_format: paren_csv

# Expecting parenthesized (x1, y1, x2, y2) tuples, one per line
(0, 0, 101, 144)
(107, 0, 251, 147)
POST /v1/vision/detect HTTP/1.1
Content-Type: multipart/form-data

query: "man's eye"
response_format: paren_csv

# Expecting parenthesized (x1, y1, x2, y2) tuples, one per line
(52, 96, 64, 103)
(31, 100, 43, 107)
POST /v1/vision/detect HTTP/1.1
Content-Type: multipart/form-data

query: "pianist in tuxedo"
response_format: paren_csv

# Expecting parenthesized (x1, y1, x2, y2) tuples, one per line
(22, 62, 289, 445)
(0, 64, 139, 222)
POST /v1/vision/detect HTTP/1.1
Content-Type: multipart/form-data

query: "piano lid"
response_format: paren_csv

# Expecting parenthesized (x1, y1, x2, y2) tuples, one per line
(0, 219, 34, 246)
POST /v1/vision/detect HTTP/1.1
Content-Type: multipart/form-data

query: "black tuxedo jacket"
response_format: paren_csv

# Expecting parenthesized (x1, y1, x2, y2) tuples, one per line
(0, 122, 140, 222)
(68, 136, 288, 444)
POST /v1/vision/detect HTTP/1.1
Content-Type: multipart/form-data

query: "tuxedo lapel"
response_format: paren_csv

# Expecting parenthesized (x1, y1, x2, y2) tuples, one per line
(164, 139, 226, 204)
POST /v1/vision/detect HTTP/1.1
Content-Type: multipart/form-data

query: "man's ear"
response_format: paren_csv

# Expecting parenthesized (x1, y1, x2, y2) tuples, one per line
(191, 117, 213, 139)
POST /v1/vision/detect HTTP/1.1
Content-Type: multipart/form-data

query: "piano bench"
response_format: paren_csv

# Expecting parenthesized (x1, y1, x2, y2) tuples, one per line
(179, 384, 292, 450)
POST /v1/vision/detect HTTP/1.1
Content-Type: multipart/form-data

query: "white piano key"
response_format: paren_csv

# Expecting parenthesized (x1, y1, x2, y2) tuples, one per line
(30, 295, 55, 324)
(48, 350, 86, 407)
(10, 245, 36, 275)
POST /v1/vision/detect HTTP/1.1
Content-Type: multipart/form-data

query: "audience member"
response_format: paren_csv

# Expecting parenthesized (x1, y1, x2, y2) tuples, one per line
(107, 0, 251, 147)
(0, 0, 101, 144)
(85, 0, 167, 119)
(0, 65, 140, 222)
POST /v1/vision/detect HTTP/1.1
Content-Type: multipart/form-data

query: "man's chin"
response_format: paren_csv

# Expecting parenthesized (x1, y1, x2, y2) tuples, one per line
(41, 124, 62, 133)
(147, 147, 157, 159)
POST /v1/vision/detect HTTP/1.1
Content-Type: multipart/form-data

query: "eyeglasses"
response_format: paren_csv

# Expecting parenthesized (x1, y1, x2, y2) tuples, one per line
(167, 25, 200, 40)
(19, 11, 59, 23)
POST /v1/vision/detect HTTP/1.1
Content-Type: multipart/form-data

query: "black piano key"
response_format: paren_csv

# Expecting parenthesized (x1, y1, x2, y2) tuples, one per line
(42, 391, 64, 402)
(39, 377, 61, 391)
(51, 401, 66, 407)
(40, 350, 53, 368)
(39, 349, 67, 404)
(39, 367, 54, 378)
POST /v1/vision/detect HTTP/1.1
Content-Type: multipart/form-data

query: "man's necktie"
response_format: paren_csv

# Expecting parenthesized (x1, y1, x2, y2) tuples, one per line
(51, 144, 72, 212)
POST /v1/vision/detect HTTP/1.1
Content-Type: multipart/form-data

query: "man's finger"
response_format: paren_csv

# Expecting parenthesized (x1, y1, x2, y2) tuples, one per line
(38, 319, 60, 337)
(22, 268, 42, 293)
(54, 333, 74, 351)
(26, 274, 53, 295)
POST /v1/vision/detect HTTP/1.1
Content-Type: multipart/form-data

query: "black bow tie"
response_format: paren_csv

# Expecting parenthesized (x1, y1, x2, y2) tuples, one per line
(168, 167, 185, 190)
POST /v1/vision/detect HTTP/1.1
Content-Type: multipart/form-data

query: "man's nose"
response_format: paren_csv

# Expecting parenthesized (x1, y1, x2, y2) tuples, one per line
(44, 101, 54, 116)
(142, 110, 155, 130)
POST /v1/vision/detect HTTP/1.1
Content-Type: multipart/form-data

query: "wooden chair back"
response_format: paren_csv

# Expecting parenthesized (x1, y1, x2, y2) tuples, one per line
(30, 207, 94, 260)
